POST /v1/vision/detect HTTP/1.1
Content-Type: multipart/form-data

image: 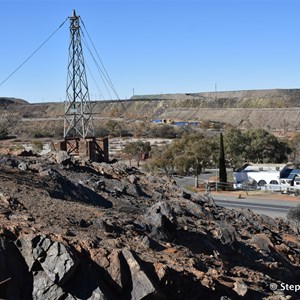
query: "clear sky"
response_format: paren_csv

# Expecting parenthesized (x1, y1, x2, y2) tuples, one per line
(0, 0, 300, 103)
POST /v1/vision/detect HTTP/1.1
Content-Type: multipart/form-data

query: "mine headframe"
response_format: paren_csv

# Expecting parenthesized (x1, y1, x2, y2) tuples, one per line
(61, 10, 108, 162)
(64, 9, 94, 140)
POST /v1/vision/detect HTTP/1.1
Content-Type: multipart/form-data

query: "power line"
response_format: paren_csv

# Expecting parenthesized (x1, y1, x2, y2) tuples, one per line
(85, 60, 105, 100)
(80, 18, 127, 114)
(81, 33, 113, 100)
(0, 17, 68, 88)
(80, 19, 120, 99)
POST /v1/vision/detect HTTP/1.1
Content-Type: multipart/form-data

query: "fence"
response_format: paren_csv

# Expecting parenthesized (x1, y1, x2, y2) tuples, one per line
(196, 181, 234, 192)
(199, 181, 300, 195)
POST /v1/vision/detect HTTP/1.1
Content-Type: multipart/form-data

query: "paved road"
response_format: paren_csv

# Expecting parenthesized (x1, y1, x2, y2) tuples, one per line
(213, 196, 297, 218)
(174, 169, 233, 187)
(175, 175, 300, 218)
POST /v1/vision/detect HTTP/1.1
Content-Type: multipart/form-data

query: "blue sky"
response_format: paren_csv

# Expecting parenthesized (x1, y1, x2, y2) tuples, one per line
(0, 0, 300, 103)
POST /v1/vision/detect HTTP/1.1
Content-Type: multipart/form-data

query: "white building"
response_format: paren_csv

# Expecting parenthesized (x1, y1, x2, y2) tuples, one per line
(233, 164, 286, 190)
(279, 165, 300, 194)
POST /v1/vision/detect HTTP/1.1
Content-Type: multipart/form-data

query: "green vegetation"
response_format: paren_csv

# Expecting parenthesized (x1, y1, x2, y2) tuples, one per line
(122, 141, 151, 167)
(290, 133, 300, 162)
(224, 128, 291, 170)
(0, 125, 8, 140)
(32, 141, 44, 151)
(8, 144, 24, 151)
(94, 125, 109, 138)
(147, 128, 292, 187)
(148, 133, 218, 186)
(31, 129, 54, 138)
(94, 121, 195, 139)
(54, 126, 64, 138)
(94, 120, 132, 138)
(0, 112, 20, 140)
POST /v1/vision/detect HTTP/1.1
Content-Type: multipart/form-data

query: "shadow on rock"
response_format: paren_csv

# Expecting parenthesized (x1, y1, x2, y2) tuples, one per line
(46, 169, 112, 208)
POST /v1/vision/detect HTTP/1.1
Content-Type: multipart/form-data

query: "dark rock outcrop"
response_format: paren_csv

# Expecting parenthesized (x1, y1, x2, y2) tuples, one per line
(0, 154, 299, 299)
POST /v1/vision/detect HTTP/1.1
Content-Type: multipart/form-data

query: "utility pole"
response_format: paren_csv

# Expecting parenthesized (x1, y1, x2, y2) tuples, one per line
(64, 9, 94, 139)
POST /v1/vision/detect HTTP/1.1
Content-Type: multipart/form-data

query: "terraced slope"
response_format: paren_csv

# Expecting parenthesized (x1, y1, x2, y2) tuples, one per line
(3, 89, 300, 131)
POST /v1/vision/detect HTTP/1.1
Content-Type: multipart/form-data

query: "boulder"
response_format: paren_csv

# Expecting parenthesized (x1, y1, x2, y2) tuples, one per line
(0, 237, 33, 300)
(128, 174, 138, 184)
(55, 151, 74, 165)
(32, 271, 71, 300)
(249, 233, 274, 256)
(233, 279, 248, 296)
(259, 214, 278, 229)
(18, 235, 80, 285)
(214, 222, 237, 246)
(122, 249, 158, 300)
(41, 241, 79, 285)
(181, 190, 192, 200)
(145, 201, 177, 241)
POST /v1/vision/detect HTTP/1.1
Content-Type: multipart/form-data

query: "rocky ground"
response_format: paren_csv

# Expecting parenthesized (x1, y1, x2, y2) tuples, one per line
(0, 152, 300, 300)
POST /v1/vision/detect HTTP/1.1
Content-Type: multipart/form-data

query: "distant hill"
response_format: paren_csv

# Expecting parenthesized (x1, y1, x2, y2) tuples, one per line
(3, 89, 300, 132)
(0, 97, 28, 106)
(131, 89, 300, 108)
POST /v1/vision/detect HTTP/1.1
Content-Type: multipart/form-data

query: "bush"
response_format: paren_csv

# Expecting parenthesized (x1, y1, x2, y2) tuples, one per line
(95, 126, 109, 138)
(0, 125, 8, 140)
(54, 126, 64, 138)
(31, 130, 54, 138)
(148, 124, 178, 139)
(32, 141, 43, 151)
(287, 204, 300, 228)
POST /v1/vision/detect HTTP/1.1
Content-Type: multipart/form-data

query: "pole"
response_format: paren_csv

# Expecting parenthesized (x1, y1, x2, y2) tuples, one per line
(215, 164, 218, 192)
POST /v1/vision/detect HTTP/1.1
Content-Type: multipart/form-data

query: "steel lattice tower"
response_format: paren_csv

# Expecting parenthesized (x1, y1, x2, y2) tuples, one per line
(64, 10, 94, 139)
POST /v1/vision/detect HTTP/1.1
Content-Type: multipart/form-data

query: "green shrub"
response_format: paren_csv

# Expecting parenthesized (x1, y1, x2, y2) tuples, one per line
(54, 126, 64, 138)
(94, 126, 109, 138)
(32, 141, 43, 151)
(31, 130, 54, 138)
(0, 126, 8, 140)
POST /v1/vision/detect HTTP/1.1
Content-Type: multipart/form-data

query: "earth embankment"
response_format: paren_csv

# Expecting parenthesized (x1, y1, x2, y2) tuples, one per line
(3, 88, 300, 131)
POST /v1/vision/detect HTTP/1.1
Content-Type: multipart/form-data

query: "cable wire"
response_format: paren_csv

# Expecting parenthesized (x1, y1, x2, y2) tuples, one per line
(0, 17, 68, 88)
(80, 18, 126, 112)
(81, 32, 113, 100)
(85, 60, 105, 100)
(80, 18, 127, 114)
(81, 19, 120, 98)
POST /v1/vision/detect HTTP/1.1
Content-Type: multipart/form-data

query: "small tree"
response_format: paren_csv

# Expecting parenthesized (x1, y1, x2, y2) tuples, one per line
(224, 127, 247, 170)
(171, 133, 217, 187)
(105, 120, 120, 136)
(122, 141, 151, 167)
(0, 125, 8, 140)
(0, 112, 20, 140)
(146, 145, 175, 177)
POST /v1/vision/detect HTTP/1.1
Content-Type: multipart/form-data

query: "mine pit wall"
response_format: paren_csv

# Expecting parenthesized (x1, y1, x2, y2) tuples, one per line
(6, 89, 300, 132)
(158, 107, 300, 131)
(90, 102, 300, 132)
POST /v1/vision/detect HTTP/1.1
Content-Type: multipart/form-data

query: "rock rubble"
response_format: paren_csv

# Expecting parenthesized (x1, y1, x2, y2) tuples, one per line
(0, 153, 299, 299)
